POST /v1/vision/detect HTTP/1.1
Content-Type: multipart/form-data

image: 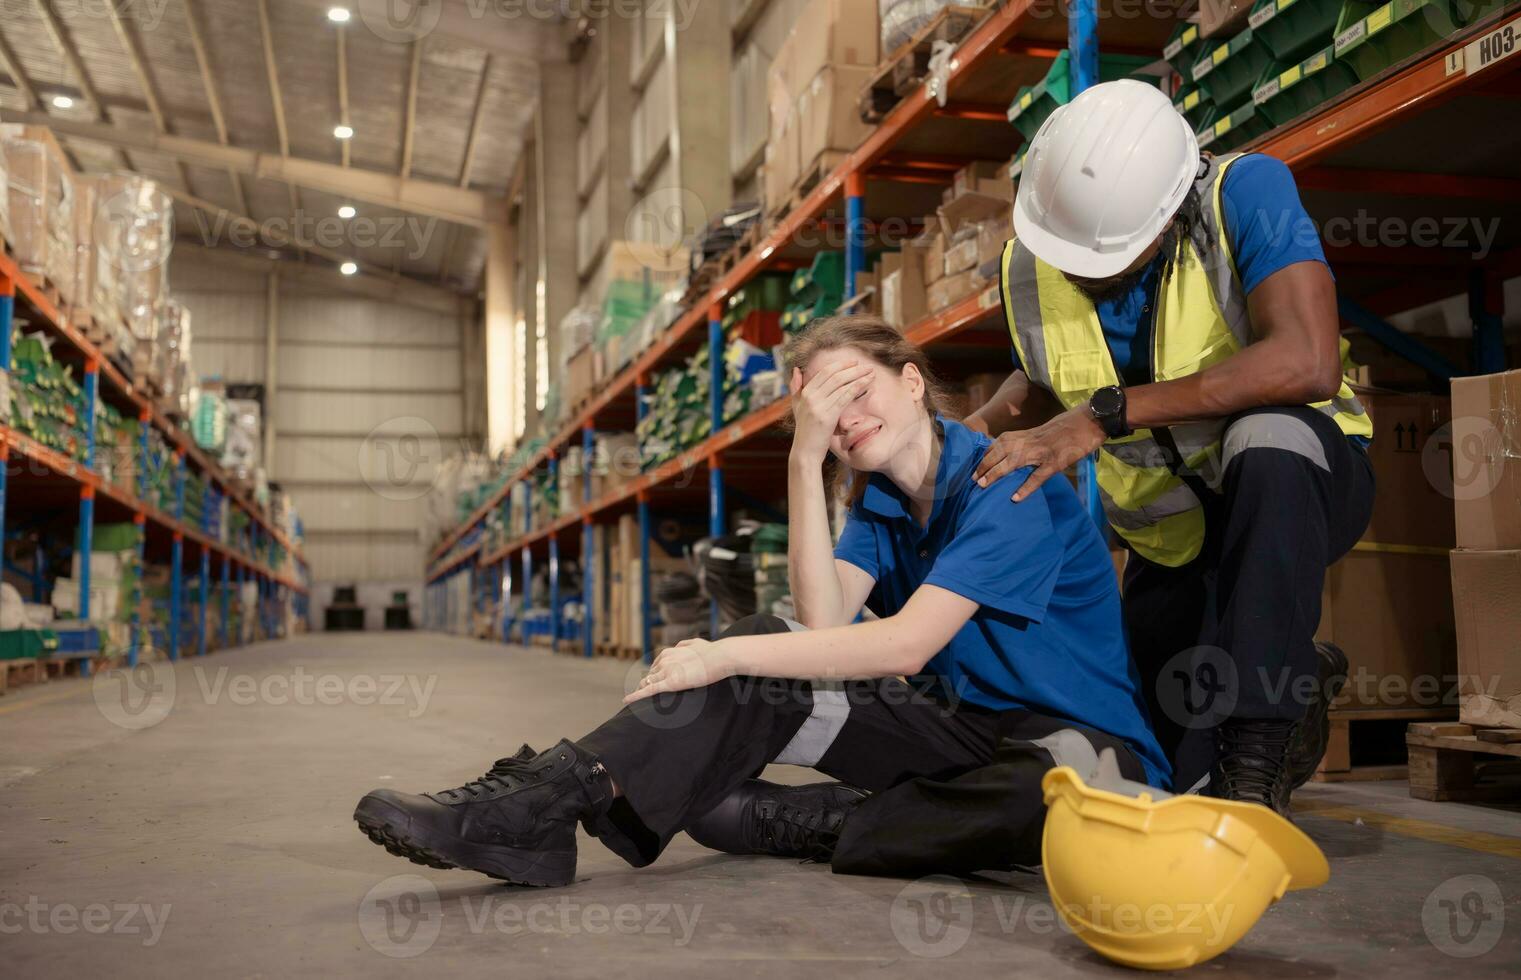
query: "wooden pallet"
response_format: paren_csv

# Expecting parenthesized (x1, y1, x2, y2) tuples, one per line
(1406, 722, 1521, 801)
(1, 658, 43, 694)
(858, 4, 993, 124)
(717, 221, 765, 278)
(767, 150, 851, 221)
(1312, 706, 1456, 783)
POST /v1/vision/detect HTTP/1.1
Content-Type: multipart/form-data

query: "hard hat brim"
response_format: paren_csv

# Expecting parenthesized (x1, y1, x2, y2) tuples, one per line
(1012, 193, 1151, 280)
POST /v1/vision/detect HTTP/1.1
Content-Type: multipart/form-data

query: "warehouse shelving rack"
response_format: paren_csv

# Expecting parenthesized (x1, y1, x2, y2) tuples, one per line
(0, 250, 310, 673)
(426, 0, 1520, 661)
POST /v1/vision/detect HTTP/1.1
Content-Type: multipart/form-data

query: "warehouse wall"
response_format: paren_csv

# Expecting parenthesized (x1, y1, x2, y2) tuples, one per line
(173, 252, 478, 586)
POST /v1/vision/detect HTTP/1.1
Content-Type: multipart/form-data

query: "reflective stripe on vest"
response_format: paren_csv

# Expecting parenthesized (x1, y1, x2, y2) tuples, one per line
(1002, 152, 1372, 567)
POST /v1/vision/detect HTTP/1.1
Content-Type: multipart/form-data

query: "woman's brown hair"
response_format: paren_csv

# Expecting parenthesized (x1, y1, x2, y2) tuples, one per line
(780, 314, 949, 506)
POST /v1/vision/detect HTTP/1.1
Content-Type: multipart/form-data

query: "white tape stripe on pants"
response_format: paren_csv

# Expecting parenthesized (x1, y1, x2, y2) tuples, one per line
(772, 617, 852, 766)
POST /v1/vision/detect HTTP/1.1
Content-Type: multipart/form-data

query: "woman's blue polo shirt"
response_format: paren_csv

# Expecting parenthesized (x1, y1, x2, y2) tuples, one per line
(833, 417, 1171, 788)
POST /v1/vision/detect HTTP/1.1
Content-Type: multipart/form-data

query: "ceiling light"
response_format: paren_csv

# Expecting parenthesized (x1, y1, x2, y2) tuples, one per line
(338, 205, 356, 219)
(334, 124, 354, 140)
(327, 7, 351, 23)
(52, 95, 74, 109)
(340, 261, 358, 276)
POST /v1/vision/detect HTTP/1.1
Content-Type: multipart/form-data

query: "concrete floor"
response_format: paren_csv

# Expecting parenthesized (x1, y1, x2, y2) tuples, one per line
(1, 633, 1518, 979)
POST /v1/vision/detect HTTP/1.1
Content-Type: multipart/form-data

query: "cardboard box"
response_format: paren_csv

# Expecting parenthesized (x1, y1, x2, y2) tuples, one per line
(1450, 548, 1521, 728)
(780, 0, 879, 102)
(938, 190, 1013, 241)
(762, 111, 800, 211)
(976, 214, 1014, 266)
(1345, 332, 1471, 390)
(565, 344, 595, 409)
(1450, 369, 1521, 550)
(1200, 0, 1253, 37)
(949, 160, 1003, 200)
(927, 269, 982, 313)
(881, 241, 928, 330)
(1316, 549, 1457, 711)
(964, 372, 1007, 412)
(922, 232, 946, 285)
(943, 236, 980, 277)
(1359, 392, 1455, 549)
(796, 64, 875, 172)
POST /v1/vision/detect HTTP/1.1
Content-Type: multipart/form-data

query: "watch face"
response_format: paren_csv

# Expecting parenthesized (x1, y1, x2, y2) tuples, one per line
(1092, 387, 1122, 417)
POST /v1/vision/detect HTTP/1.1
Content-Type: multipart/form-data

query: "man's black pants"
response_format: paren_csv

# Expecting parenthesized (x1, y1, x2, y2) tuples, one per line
(579, 614, 1147, 878)
(1123, 406, 1376, 792)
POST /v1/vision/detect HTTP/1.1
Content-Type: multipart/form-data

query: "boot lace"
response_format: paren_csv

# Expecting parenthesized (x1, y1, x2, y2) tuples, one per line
(434, 749, 541, 802)
(1216, 720, 1294, 807)
(759, 802, 846, 859)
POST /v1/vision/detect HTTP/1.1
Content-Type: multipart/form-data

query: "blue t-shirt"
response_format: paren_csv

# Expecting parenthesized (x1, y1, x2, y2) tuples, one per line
(833, 417, 1172, 788)
(1012, 153, 1326, 386)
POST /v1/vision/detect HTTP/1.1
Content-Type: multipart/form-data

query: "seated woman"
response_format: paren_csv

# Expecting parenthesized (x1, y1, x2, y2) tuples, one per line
(354, 315, 1169, 885)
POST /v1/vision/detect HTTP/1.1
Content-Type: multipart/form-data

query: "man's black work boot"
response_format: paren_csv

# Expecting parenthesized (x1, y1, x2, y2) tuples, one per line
(1214, 719, 1295, 816)
(354, 739, 614, 886)
(685, 780, 867, 860)
(1286, 642, 1350, 789)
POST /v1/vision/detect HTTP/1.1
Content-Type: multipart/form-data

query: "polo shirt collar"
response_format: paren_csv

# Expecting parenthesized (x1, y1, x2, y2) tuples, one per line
(857, 416, 976, 523)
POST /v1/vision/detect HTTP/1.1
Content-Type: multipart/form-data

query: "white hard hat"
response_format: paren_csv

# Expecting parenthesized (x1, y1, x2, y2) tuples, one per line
(1013, 79, 1199, 279)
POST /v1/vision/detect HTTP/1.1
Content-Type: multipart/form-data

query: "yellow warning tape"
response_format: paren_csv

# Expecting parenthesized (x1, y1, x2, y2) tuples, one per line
(1295, 799, 1521, 860)
(1352, 541, 1450, 557)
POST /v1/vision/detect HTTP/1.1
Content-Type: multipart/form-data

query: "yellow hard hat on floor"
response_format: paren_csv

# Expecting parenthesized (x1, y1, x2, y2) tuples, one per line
(1041, 754, 1329, 971)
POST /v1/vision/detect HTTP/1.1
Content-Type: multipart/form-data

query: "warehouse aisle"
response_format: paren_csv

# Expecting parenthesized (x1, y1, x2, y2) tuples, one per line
(1, 633, 1518, 978)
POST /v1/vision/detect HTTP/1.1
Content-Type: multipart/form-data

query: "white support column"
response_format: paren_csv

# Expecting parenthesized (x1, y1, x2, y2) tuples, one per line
(486, 219, 517, 455)
(263, 269, 279, 476)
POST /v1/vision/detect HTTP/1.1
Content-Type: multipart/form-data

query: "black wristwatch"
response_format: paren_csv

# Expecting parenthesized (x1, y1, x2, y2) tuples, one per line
(1089, 385, 1130, 439)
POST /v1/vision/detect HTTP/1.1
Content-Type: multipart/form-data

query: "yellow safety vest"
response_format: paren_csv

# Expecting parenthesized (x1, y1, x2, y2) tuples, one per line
(999, 152, 1372, 567)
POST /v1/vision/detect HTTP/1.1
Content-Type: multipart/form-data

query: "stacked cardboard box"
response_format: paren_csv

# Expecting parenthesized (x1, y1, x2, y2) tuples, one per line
(1449, 368, 1521, 729)
(914, 161, 1013, 315)
(1316, 393, 1457, 712)
(761, 0, 879, 212)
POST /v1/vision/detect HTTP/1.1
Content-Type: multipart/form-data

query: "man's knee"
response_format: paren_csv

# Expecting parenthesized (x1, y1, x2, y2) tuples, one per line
(720, 614, 802, 639)
(1221, 408, 1333, 478)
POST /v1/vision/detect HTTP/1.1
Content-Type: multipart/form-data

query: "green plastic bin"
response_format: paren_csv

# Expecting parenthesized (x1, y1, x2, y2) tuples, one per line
(1198, 100, 1273, 152)
(1249, 0, 1346, 62)
(1164, 20, 1207, 79)
(1333, 0, 1464, 81)
(0, 629, 58, 660)
(1192, 27, 1277, 109)
(1252, 44, 1361, 126)
(1173, 86, 1217, 130)
(1006, 49, 1159, 141)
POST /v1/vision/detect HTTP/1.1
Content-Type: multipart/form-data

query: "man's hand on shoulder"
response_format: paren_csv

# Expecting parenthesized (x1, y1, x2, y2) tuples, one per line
(972, 405, 1106, 502)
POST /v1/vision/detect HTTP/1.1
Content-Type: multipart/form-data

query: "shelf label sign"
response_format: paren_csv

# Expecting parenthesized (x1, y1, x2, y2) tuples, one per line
(1367, 2, 1394, 35)
(1464, 14, 1520, 76)
(1335, 19, 1368, 54)
(1183, 90, 1201, 111)
(1254, 79, 1280, 103)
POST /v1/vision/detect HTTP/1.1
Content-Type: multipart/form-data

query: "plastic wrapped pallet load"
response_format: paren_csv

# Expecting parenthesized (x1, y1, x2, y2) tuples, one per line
(92, 174, 174, 345)
(3, 136, 48, 275)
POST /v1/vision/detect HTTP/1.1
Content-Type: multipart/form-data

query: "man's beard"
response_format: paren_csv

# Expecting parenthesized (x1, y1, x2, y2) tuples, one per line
(1063, 223, 1182, 303)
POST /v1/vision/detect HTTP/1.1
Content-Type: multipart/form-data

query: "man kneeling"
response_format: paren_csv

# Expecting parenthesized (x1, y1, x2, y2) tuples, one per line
(354, 316, 1170, 884)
